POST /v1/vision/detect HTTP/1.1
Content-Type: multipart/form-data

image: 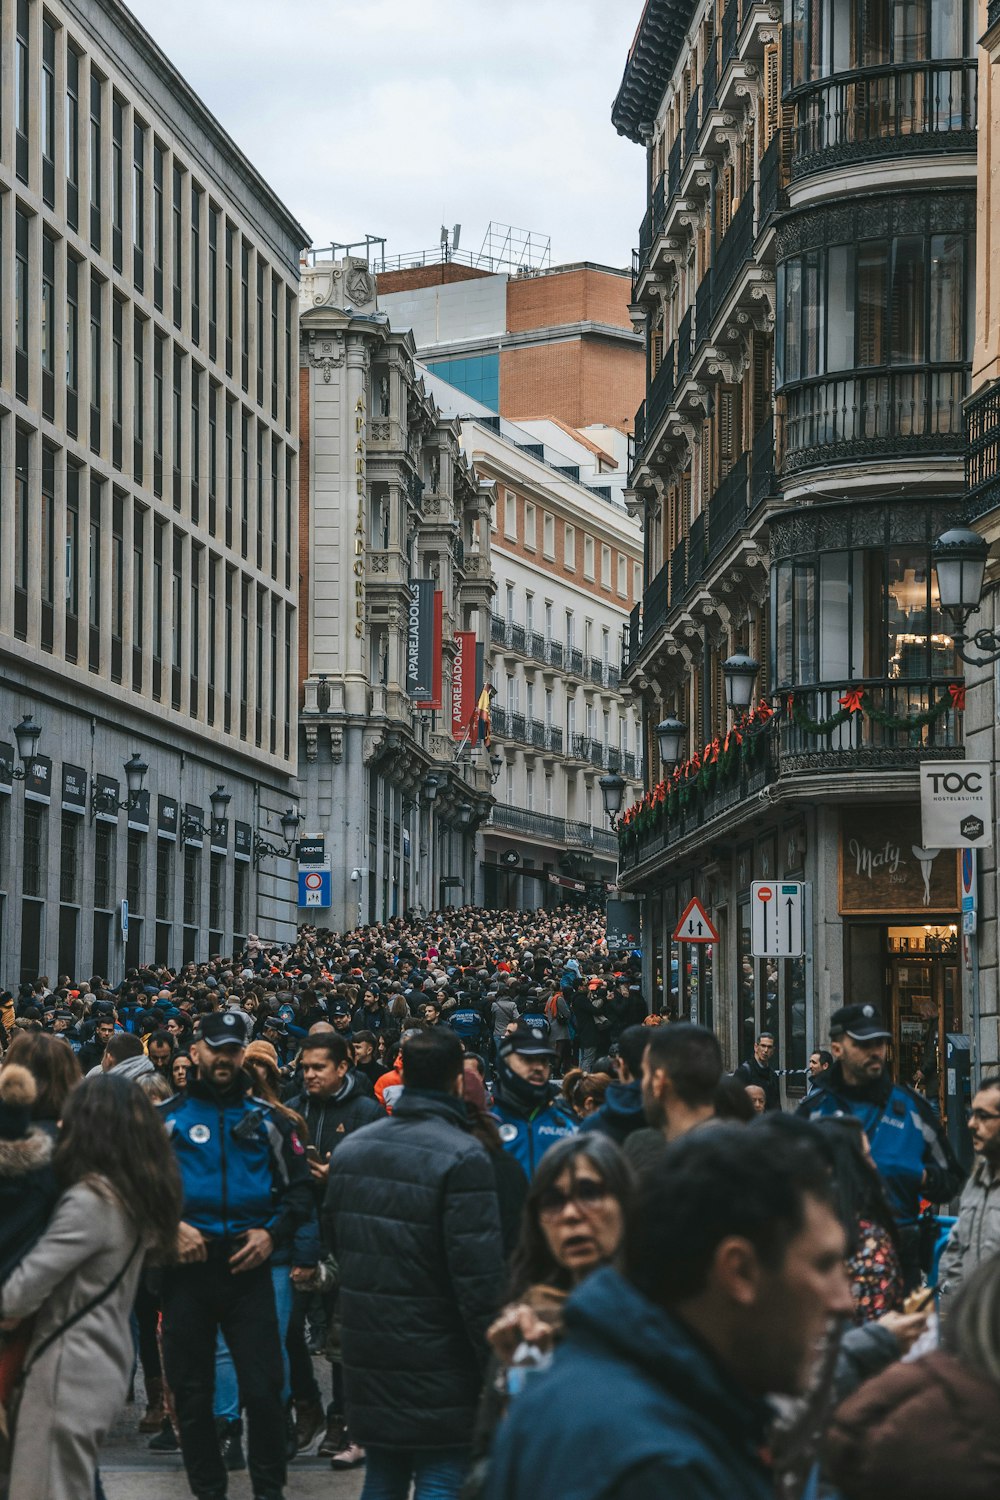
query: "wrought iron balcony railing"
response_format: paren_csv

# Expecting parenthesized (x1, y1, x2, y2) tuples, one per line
(789, 61, 977, 179)
(708, 455, 749, 562)
(780, 365, 968, 473)
(967, 379, 1000, 523)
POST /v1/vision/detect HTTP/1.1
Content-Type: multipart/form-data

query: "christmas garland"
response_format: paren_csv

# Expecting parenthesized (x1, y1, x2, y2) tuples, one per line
(619, 682, 966, 851)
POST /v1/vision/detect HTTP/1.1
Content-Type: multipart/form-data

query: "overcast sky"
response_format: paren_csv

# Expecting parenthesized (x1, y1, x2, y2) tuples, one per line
(125, 0, 644, 271)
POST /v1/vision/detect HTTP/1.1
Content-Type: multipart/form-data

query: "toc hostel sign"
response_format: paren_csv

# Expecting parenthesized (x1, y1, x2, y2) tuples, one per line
(920, 761, 993, 849)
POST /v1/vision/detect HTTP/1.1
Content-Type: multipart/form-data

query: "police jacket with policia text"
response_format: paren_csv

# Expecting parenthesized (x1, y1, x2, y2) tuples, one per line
(797, 1062, 964, 1226)
(160, 1072, 313, 1247)
(490, 1071, 578, 1177)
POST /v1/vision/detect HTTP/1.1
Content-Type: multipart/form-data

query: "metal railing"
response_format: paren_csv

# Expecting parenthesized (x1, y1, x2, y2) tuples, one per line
(647, 341, 676, 435)
(587, 656, 604, 685)
(696, 267, 713, 347)
(721, 1, 740, 70)
(685, 87, 701, 160)
(781, 365, 968, 467)
(687, 511, 706, 594)
(790, 61, 977, 177)
(623, 601, 642, 671)
(568, 647, 584, 678)
(703, 45, 718, 111)
(967, 379, 1000, 521)
(677, 308, 693, 381)
(781, 677, 962, 760)
(491, 613, 507, 644)
(757, 133, 786, 231)
(713, 192, 754, 315)
(490, 803, 566, 841)
(707, 455, 749, 560)
(668, 136, 682, 198)
(670, 537, 687, 602)
(750, 414, 775, 511)
(642, 561, 669, 646)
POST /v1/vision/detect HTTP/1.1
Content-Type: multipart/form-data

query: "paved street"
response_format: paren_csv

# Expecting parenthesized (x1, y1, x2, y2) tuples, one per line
(99, 1372, 364, 1500)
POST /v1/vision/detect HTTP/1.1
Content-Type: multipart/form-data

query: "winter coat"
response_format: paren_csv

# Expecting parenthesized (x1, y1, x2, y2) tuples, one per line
(937, 1154, 1000, 1310)
(486, 1266, 774, 1500)
(797, 1061, 964, 1225)
(824, 1349, 1000, 1500)
(0, 1127, 58, 1284)
(0, 1180, 146, 1500)
(490, 996, 520, 1042)
(287, 1074, 383, 1169)
(579, 1079, 646, 1146)
(323, 1089, 504, 1449)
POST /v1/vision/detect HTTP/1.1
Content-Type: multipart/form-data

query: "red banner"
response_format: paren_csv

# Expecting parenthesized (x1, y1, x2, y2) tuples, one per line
(426, 591, 444, 709)
(452, 632, 477, 739)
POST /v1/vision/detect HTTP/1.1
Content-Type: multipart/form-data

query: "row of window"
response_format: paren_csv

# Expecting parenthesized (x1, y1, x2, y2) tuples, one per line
(500, 674, 637, 740)
(0, 794, 249, 984)
(6, 427, 294, 755)
(497, 489, 638, 600)
(3, 204, 296, 575)
(5, 0, 296, 426)
(787, 0, 973, 88)
(501, 589, 625, 660)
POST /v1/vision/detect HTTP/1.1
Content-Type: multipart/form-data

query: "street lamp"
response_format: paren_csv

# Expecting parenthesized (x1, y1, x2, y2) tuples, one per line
(422, 772, 440, 802)
(10, 714, 42, 776)
(253, 805, 300, 865)
(599, 772, 626, 829)
(457, 801, 475, 829)
(489, 747, 504, 784)
(91, 751, 149, 819)
(723, 652, 760, 712)
(933, 527, 1000, 665)
(656, 717, 686, 770)
(181, 784, 232, 842)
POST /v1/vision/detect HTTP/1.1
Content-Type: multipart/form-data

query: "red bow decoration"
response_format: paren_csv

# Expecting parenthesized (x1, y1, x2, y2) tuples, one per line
(786, 693, 795, 716)
(948, 683, 966, 711)
(838, 688, 865, 714)
(756, 702, 774, 723)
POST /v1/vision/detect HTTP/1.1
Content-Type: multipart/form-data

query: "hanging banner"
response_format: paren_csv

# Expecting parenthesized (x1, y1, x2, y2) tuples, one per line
(452, 632, 477, 739)
(406, 579, 436, 701)
(428, 591, 444, 710)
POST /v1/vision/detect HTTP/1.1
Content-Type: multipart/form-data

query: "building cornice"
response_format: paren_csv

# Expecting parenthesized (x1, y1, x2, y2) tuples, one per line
(612, 1, 699, 144)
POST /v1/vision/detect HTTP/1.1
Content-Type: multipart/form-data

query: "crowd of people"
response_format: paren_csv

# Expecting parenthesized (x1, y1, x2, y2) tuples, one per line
(0, 902, 998, 1500)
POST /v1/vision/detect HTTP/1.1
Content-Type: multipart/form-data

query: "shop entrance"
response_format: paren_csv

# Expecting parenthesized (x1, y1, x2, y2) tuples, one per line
(885, 926, 960, 1120)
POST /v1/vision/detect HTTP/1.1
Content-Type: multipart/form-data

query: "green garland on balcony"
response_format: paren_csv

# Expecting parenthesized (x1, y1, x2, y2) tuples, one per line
(788, 683, 965, 738)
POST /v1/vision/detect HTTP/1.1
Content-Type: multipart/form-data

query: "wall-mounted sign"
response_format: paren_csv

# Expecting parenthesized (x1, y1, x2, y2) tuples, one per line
(184, 802, 204, 847)
(211, 819, 229, 854)
(919, 760, 993, 848)
(452, 631, 477, 739)
(157, 795, 178, 841)
(234, 821, 252, 861)
(94, 774, 119, 823)
(298, 836, 326, 866)
(128, 789, 151, 832)
(0, 742, 12, 795)
(839, 806, 959, 915)
(299, 868, 332, 908)
(24, 755, 52, 804)
(62, 763, 87, 815)
(407, 579, 436, 701)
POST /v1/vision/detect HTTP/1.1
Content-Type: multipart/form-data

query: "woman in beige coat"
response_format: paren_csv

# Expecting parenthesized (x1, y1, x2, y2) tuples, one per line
(0, 1073, 182, 1500)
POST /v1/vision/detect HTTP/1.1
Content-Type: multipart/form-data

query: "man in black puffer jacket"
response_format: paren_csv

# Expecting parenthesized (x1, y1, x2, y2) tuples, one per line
(324, 1028, 503, 1499)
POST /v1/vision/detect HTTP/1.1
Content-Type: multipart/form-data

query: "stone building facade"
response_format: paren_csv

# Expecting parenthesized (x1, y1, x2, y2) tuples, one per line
(297, 257, 494, 932)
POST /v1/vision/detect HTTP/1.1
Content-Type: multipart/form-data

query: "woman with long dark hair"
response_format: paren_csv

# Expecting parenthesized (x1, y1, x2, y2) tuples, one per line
(814, 1115, 904, 1324)
(3, 1031, 82, 1132)
(0, 1074, 182, 1500)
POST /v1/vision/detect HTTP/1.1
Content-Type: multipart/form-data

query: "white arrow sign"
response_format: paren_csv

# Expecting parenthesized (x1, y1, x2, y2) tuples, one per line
(750, 881, 804, 958)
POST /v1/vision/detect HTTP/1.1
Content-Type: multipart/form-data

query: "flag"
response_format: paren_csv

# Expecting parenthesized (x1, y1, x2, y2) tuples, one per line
(470, 685, 493, 747)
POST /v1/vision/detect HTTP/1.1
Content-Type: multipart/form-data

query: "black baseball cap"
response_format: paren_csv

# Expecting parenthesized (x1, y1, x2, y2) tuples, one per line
(829, 1003, 891, 1042)
(196, 1012, 247, 1049)
(499, 1019, 557, 1060)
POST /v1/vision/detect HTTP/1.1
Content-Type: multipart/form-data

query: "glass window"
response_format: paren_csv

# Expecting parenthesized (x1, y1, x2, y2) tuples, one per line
(793, 562, 817, 684)
(826, 246, 856, 370)
(929, 233, 965, 362)
(890, 238, 925, 365)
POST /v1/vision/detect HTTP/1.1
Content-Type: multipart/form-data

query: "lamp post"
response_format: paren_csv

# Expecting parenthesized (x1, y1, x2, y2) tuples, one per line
(91, 752, 149, 819)
(10, 714, 42, 777)
(599, 772, 626, 830)
(933, 527, 1000, 666)
(181, 784, 233, 843)
(252, 805, 300, 865)
(723, 653, 760, 713)
(656, 716, 686, 770)
(489, 748, 504, 784)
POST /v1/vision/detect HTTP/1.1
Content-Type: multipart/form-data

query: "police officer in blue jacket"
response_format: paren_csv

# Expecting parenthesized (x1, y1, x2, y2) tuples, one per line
(491, 1018, 578, 1176)
(798, 1002, 964, 1287)
(160, 1011, 313, 1500)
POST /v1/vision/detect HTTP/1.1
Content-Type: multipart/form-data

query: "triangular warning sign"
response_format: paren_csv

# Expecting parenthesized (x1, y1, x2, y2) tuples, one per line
(672, 896, 719, 944)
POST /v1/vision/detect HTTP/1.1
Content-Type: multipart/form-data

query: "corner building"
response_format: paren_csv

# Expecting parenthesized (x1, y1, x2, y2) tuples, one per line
(615, 0, 976, 1094)
(0, 0, 306, 983)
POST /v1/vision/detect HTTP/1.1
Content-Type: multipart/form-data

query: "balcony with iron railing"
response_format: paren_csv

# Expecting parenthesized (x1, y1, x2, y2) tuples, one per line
(703, 44, 718, 111)
(670, 537, 687, 602)
(967, 379, 1000, 523)
(623, 602, 642, 673)
(587, 656, 604, 686)
(750, 414, 775, 511)
(685, 87, 701, 160)
(757, 133, 786, 233)
(686, 510, 706, 595)
(676, 308, 694, 381)
(721, 1, 739, 70)
(789, 60, 977, 180)
(646, 341, 676, 437)
(491, 613, 507, 645)
(707, 454, 749, 561)
(568, 647, 584, 678)
(619, 675, 963, 873)
(695, 268, 714, 349)
(668, 136, 682, 198)
(630, 399, 646, 472)
(712, 191, 755, 318)
(780, 364, 968, 475)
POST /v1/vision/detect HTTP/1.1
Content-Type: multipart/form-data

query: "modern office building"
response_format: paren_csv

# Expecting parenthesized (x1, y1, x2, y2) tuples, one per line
(296, 257, 494, 932)
(378, 256, 644, 433)
(614, 0, 977, 1089)
(0, 0, 307, 985)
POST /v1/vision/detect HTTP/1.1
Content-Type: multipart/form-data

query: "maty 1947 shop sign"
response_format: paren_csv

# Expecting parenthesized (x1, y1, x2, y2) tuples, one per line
(839, 807, 959, 916)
